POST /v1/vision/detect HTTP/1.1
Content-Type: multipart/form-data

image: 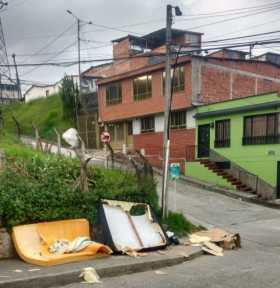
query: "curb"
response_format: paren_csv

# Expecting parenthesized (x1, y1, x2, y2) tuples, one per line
(179, 175, 280, 210)
(153, 167, 280, 210)
(0, 249, 203, 288)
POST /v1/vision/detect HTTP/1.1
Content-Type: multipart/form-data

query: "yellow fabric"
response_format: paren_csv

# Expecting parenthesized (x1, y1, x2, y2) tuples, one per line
(12, 219, 112, 266)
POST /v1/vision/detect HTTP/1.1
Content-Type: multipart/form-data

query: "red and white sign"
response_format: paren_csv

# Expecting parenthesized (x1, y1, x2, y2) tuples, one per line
(100, 131, 111, 144)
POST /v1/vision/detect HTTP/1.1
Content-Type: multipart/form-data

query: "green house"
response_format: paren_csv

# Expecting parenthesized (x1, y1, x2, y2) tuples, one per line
(185, 92, 280, 200)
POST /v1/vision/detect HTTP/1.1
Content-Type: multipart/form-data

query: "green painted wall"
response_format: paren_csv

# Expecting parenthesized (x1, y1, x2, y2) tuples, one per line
(185, 162, 235, 189)
(196, 93, 280, 187)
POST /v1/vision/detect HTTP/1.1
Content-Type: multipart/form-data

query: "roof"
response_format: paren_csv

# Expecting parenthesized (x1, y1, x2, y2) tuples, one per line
(254, 51, 280, 59)
(112, 34, 144, 43)
(97, 54, 280, 85)
(195, 100, 280, 119)
(111, 28, 203, 49)
(210, 48, 249, 56)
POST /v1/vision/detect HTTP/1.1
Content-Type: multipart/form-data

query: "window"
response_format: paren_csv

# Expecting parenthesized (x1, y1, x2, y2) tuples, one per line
(215, 119, 230, 148)
(141, 116, 154, 133)
(243, 113, 280, 145)
(106, 82, 122, 105)
(45, 90, 49, 97)
(170, 111, 186, 129)
(162, 66, 185, 95)
(133, 75, 152, 101)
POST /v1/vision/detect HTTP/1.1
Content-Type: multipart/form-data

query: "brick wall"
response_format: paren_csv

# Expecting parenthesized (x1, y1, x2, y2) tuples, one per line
(199, 57, 280, 104)
(133, 129, 195, 171)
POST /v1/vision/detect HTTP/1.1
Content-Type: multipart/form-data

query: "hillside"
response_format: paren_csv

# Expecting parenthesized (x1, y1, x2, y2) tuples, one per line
(0, 95, 74, 141)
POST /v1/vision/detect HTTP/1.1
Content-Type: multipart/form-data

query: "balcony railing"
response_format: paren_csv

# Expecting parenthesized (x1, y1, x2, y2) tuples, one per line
(242, 135, 280, 145)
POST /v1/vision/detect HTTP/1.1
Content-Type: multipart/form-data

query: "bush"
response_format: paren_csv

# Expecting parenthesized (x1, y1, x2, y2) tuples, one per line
(162, 211, 194, 237)
(0, 154, 159, 230)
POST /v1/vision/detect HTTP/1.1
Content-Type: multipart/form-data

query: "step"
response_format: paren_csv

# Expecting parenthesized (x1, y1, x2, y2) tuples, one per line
(230, 180, 242, 185)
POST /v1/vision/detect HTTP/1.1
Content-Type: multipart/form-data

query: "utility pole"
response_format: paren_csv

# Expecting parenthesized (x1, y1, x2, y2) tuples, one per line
(77, 18, 81, 92)
(67, 10, 92, 128)
(161, 5, 182, 218)
(12, 53, 22, 101)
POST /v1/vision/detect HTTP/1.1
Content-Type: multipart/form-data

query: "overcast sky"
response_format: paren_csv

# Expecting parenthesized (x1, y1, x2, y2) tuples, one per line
(1, 0, 279, 89)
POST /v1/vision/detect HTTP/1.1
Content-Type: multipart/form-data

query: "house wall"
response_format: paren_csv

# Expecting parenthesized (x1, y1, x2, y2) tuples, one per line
(196, 93, 280, 187)
(25, 85, 57, 102)
(98, 65, 192, 122)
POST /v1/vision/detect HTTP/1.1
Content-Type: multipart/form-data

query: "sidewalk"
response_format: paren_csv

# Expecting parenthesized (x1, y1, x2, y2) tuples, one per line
(0, 245, 202, 288)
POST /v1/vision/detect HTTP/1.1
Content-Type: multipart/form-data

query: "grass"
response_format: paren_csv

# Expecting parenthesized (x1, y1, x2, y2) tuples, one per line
(162, 211, 195, 237)
(1, 94, 74, 141)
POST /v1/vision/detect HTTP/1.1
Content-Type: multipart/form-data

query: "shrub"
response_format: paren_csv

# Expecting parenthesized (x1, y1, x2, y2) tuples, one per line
(0, 154, 159, 230)
(162, 211, 194, 237)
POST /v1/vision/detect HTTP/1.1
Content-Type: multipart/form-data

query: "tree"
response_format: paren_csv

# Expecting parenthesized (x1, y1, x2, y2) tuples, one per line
(59, 75, 78, 123)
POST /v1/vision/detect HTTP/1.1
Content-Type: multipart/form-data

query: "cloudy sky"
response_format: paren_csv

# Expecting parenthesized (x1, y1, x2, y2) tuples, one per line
(1, 0, 279, 89)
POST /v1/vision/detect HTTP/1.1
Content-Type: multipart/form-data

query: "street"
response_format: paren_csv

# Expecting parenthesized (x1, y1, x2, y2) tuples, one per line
(59, 178, 280, 288)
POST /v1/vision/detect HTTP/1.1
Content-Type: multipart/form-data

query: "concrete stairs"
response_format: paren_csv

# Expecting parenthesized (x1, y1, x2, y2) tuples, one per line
(200, 159, 256, 194)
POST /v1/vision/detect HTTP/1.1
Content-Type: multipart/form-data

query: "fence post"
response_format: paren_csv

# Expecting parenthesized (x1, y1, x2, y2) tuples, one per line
(54, 128, 61, 155)
(0, 149, 5, 170)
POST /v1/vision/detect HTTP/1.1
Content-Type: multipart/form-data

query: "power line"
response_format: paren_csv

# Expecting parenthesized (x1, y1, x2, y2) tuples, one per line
(4, 38, 280, 68)
(21, 23, 75, 64)
(20, 40, 77, 76)
(180, 1, 280, 18)
(188, 4, 280, 31)
(205, 17, 280, 42)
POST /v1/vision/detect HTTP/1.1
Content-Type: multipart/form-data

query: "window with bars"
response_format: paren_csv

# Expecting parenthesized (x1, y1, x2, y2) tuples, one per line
(141, 116, 154, 133)
(162, 66, 185, 95)
(243, 113, 280, 145)
(106, 82, 122, 105)
(133, 75, 152, 101)
(215, 119, 230, 148)
(170, 111, 186, 129)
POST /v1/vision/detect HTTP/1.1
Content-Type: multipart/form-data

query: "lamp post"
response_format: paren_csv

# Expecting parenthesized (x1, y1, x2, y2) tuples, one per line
(66, 10, 92, 128)
(161, 5, 182, 218)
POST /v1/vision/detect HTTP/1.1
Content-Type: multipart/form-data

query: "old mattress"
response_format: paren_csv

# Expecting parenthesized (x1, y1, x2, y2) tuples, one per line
(12, 218, 112, 266)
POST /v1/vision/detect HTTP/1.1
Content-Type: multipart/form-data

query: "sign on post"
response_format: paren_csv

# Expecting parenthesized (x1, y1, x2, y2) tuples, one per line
(169, 163, 180, 212)
(169, 163, 180, 180)
(100, 131, 111, 144)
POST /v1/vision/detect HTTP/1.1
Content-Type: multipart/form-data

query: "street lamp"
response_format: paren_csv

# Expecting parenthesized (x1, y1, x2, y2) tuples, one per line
(66, 10, 92, 128)
(161, 5, 183, 218)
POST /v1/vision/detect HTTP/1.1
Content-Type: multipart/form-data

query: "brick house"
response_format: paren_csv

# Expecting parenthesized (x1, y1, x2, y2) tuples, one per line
(83, 28, 280, 170)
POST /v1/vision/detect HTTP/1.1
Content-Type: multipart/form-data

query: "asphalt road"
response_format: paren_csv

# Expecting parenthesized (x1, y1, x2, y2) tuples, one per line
(58, 178, 280, 288)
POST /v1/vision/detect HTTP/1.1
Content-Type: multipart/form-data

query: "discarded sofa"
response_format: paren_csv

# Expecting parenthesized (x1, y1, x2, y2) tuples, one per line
(96, 199, 168, 253)
(12, 218, 112, 266)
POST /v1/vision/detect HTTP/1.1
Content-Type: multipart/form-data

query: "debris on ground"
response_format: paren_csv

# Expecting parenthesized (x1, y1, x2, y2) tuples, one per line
(155, 270, 167, 275)
(96, 199, 168, 253)
(185, 228, 241, 256)
(79, 267, 101, 284)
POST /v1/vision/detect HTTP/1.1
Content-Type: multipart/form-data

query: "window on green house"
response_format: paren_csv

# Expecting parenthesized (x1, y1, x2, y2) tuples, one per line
(162, 66, 185, 95)
(243, 113, 280, 145)
(133, 75, 152, 101)
(141, 116, 154, 133)
(106, 82, 122, 105)
(215, 119, 230, 148)
(170, 111, 186, 129)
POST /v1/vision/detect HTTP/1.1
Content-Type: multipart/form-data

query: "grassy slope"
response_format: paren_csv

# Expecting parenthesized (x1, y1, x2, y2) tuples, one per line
(1, 95, 73, 141)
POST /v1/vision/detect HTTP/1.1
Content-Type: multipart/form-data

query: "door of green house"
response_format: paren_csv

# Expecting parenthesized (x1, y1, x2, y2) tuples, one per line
(197, 124, 210, 158)
(277, 162, 280, 198)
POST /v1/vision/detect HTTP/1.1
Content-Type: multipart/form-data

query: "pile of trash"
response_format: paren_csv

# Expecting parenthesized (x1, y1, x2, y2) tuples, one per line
(185, 228, 241, 256)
